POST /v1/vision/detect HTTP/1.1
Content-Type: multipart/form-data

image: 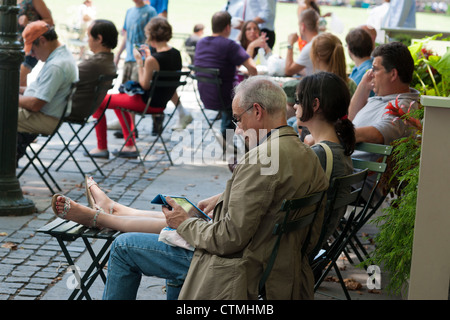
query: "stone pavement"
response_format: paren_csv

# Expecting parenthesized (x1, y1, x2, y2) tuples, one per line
(0, 83, 401, 301)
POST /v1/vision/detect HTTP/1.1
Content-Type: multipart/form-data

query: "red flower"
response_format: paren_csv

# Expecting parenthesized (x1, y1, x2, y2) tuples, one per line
(383, 95, 422, 130)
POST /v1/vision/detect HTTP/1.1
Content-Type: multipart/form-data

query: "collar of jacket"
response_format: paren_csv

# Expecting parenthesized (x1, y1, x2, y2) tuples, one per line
(258, 125, 297, 146)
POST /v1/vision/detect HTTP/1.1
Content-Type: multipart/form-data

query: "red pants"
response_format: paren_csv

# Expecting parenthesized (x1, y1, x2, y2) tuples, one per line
(93, 93, 164, 150)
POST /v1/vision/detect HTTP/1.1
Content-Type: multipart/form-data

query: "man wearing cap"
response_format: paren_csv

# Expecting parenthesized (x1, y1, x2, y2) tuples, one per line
(16, 20, 78, 162)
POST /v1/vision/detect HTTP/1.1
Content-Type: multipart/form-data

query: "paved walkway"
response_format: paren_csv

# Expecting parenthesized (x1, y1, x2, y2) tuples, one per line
(0, 83, 401, 301)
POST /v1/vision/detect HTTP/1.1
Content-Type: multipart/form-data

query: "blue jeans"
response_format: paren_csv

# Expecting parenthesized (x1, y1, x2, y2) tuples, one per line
(102, 232, 194, 300)
(221, 108, 234, 138)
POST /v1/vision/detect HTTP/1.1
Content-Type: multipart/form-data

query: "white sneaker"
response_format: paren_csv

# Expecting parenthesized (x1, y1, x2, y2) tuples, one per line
(172, 114, 193, 130)
(107, 119, 122, 130)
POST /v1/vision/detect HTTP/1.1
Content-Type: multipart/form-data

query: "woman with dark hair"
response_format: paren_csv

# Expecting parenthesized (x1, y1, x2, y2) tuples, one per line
(295, 71, 355, 157)
(87, 17, 182, 158)
(68, 19, 118, 122)
(238, 20, 271, 60)
(295, 71, 355, 242)
(89, 19, 118, 49)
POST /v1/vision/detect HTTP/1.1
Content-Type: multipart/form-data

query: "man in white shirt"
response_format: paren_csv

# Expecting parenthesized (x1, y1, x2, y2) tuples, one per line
(284, 8, 319, 77)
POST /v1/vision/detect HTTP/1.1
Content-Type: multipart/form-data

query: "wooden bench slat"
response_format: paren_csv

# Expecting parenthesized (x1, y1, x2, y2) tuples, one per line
(37, 218, 67, 233)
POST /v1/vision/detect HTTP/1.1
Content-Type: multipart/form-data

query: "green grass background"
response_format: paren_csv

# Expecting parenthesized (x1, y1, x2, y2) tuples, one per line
(44, 0, 450, 63)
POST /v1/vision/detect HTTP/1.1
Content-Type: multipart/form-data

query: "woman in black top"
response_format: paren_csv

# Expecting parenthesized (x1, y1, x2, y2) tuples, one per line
(88, 17, 182, 158)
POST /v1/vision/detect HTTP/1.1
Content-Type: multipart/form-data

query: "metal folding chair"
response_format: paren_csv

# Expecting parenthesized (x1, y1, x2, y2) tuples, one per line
(258, 191, 326, 300)
(345, 142, 393, 264)
(17, 82, 78, 194)
(188, 65, 226, 147)
(37, 218, 121, 300)
(311, 169, 369, 300)
(117, 70, 190, 167)
(51, 74, 118, 178)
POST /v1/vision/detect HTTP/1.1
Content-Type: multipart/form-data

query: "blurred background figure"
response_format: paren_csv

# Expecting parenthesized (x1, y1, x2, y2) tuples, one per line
(345, 27, 374, 86)
(238, 20, 271, 62)
(184, 23, 204, 64)
(76, 0, 97, 58)
(151, 0, 169, 18)
(17, 0, 54, 86)
(77, 0, 97, 41)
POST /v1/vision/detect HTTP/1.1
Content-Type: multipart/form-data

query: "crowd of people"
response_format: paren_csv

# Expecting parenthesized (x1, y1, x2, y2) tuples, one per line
(15, 0, 421, 300)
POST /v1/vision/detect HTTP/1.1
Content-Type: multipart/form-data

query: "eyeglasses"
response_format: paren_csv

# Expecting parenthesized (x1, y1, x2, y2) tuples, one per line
(232, 104, 256, 127)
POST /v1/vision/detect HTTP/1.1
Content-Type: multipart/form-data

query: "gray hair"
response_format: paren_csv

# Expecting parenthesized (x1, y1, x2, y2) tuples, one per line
(233, 76, 287, 116)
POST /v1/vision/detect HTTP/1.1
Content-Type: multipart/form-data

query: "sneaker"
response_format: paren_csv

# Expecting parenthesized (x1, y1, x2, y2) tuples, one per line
(107, 119, 122, 130)
(171, 114, 193, 131)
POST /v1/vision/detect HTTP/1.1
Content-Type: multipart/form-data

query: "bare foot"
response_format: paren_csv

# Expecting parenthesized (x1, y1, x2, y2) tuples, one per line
(89, 148, 108, 154)
(55, 195, 102, 228)
(86, 176, 116, 215)
(121, 145, 137, 153)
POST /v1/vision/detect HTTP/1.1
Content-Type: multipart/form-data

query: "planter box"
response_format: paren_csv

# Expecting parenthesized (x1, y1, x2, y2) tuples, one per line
(408, 95, 450, 300)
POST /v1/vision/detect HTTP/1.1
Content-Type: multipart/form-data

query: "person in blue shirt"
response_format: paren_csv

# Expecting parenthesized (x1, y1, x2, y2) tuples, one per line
(114, 0, 157, 83)
(345, 27, 374, 86)
(17, 21, 78, 163)
(110, 0, 157, 138)
(151, 0, 168, 17)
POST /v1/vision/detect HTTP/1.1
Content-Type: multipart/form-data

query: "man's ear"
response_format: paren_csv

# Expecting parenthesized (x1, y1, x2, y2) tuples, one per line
(390, 68, 399, 82)
(254, 103, 264, 120)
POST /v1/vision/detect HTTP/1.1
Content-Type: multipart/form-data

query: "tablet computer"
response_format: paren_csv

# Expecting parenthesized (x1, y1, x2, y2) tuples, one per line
(151, 194, 211, 222)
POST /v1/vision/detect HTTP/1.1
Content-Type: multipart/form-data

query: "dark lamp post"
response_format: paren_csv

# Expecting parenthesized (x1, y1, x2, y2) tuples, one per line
(0, 0, 35, 216)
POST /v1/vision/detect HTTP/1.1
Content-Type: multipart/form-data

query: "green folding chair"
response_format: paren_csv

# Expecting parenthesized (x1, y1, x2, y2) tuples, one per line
(258, 191, 326, 300)
(311, 169, 369, 300)
(346, 142, 393, 264)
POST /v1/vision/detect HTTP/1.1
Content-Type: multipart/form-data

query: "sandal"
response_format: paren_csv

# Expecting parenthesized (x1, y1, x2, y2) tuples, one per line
(85, 175, 115, 214)
(85, 175, 97, 210)
(51, 193, 102, 229)
(51, 194, 71, 219)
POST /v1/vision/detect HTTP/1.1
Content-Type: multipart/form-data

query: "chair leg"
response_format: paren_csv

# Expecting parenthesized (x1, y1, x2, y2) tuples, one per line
(52, 130, 87, 177)
(332, 261, 351, 300)
(18, 138, 62, 194)
(55, 123, 105, 176)
(118, 109, 146, 168)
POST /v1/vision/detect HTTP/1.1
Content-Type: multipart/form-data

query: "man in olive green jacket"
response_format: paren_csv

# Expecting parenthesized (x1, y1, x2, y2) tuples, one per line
(102, 76, 328, 300)
(165, 76, 329, 299)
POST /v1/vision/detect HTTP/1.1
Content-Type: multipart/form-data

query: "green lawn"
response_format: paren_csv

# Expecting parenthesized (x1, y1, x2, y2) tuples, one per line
(44, 0, 450, 62)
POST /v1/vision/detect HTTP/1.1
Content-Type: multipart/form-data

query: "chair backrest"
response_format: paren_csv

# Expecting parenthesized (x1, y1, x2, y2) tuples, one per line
(188, 65, 226, 110)
(352, 142, 392, 177)
(351, 142, 393, 223)
(89, 73, 118, 117)
(65, 73, 118, 123)
(188, 65, 222, 86)
(142, 70, 190, 114)
(52, 81, 78, 132)
(259, 190, 326, 299)
(310, 169, 369, 262)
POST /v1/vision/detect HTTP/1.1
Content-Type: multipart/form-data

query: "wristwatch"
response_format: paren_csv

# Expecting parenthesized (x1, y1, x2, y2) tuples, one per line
(287, 44, 293, 50)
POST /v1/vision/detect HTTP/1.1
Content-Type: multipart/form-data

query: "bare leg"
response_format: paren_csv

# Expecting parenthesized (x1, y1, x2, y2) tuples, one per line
(54, 196, 167, 233)
(87, 177, 165, 219)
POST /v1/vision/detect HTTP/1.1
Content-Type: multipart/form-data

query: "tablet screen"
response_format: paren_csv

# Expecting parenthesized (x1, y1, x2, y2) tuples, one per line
(169, 196, 210, 221)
